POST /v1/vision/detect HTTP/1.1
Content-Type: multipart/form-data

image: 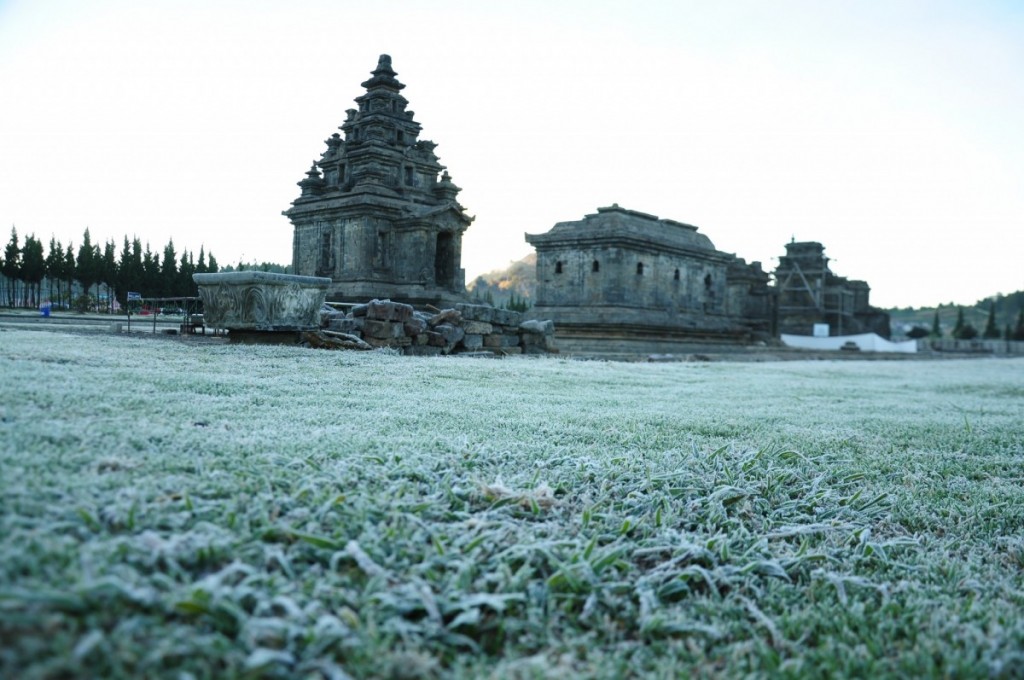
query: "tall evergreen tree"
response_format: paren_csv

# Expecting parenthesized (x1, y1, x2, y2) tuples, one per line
(930, 309, 942, 338)
(178, 250, 196, 297)
(76, 228, 101, 304)
(63, 243, 76, 307)
(101, 239, 118, 312)
(952, 307, 978, 340)
(21, 234, 46, 308)
(3, 227, 21, 307)
(1014, 309, 1024, 342)
(142, 243, 160, 298)
(161, 239, 178, 297)
(45, 237, 63, 304)
(982, 301, 1000, 339)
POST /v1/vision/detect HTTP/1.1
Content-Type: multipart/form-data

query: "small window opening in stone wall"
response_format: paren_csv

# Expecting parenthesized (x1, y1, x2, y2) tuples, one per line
(674, 268, 680, 281)
(704, 273, 712, 288)
(592, 260, 600, 273)
(404, 166, 414, 186)
(555, 261, 564, 274)
(637, 262, 644, 276)
(396, 129, 404, 144)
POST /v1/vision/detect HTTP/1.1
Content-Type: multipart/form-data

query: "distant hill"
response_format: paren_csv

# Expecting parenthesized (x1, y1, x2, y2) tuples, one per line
(467, 253, 537, 308)
(885, 290, 1024, 338)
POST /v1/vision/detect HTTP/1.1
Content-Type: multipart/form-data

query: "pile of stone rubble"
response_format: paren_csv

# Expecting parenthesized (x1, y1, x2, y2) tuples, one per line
(308, 300, 557, 356)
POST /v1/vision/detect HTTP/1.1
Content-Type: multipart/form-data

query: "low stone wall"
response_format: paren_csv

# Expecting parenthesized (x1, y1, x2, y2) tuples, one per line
(318, 300, 557, 356)
(193, 271, 331, 331)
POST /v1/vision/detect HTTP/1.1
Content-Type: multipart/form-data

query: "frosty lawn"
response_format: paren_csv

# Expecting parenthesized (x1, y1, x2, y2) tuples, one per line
(1, 328, 1022, 678)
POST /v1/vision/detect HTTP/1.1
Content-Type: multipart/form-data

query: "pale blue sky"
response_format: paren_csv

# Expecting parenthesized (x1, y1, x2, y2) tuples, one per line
(1, 0, 1021, 307)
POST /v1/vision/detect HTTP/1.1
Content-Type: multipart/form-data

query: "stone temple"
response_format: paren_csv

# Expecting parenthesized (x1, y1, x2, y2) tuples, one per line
(525, 205, 774, 354)
(774, 240, 890, 337)
(284, 55, 473, 306)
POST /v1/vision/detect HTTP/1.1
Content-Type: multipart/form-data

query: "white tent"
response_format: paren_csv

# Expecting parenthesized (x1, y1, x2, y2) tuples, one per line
(781, 333, 917, 353)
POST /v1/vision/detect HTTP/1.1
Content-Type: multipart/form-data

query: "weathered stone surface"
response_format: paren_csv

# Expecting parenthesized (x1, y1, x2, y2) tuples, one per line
(351, 303, 369, 317)
(302, 330, 372, 350)
(462, 321, 493, 335)
(519, 319, 555, 336)
(194, 271, 331, 331)
(404, 317, 427, 336)
(462, 334, 484, 350)
(366, 299, 414, 322)
(365, 335, 412, 348)
(493, 309, 522, 327)
(456, 303, 495, 323)
(429, 309, 462, 327)
(434, 322, 465, 346)
(483, 334, 503, 348)
(362, 319, 405, 340)
(328, 317, 364, 335)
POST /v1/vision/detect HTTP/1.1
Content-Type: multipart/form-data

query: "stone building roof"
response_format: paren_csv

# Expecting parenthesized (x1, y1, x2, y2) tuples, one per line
(284, 54, 472, 227)
(526, 204, 720, 258)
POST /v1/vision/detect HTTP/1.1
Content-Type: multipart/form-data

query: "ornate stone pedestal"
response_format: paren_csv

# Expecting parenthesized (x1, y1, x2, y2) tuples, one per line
(193, 272, 330, 341)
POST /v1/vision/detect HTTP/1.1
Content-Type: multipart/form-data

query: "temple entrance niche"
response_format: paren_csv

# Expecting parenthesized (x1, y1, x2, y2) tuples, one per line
(435, 232, 455, 288)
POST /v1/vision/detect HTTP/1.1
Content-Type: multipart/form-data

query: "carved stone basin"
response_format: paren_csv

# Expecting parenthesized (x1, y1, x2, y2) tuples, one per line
(193, 271, 331, 332)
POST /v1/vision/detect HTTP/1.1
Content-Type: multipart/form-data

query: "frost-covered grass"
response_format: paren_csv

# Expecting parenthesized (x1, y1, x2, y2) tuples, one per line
(1, 328, 1023, 679)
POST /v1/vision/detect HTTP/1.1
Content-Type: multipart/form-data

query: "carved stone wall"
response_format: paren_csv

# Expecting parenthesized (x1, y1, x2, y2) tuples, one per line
(194, 272, 331, 331)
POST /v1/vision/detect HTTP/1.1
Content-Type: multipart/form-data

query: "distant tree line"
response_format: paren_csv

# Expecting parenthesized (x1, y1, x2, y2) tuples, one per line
(0, 226, 220, 311)
(896, 291, 1024, 342)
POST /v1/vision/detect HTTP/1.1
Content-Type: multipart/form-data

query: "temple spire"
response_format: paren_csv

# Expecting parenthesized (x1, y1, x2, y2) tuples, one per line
(361, 54, 405, 91)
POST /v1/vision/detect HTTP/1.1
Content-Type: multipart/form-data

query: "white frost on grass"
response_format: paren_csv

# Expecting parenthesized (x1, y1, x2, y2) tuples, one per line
(1, 328, 1023, 677)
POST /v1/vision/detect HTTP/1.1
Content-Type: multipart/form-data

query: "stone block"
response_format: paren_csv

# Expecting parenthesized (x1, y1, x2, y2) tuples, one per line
(425, 331, 447, 347)
(365, 336, 411, 348)
(404, 317, 427, 336)
(462, 334, 484, 350)
(493, 309, 522, 326)
(428, 309, 462, 327)
(500, 346, 523, 355)
(521, 333, 555, 350)
(503, 333, 521, 347)
(351, 303, 369, 317)
(366, 299, 414, 322)
(519, 319, 555, 336)
(462, 320, 493, 335)
(456, 303, 496, 323)
(328, 317, 363, 335)
(362, 319, 405, 340)
(434, 322, 465, 346)
(483, 334, 503, 348)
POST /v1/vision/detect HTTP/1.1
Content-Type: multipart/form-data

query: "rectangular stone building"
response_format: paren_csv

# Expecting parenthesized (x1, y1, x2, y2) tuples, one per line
(525, 205, 773, 354)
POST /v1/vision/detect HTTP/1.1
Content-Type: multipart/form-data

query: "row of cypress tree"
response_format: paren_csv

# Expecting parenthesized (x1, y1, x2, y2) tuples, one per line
(0, 227, 219, 311)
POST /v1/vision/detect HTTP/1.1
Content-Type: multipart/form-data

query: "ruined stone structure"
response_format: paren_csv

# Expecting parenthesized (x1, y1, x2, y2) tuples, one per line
(284, 55, 473, 307)
(774, 240, 890, 337)
(525, 205, 773, 354)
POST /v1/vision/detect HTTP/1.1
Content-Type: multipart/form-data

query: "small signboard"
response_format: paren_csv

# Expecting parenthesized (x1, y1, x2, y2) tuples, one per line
(813, 323, 830, 338)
